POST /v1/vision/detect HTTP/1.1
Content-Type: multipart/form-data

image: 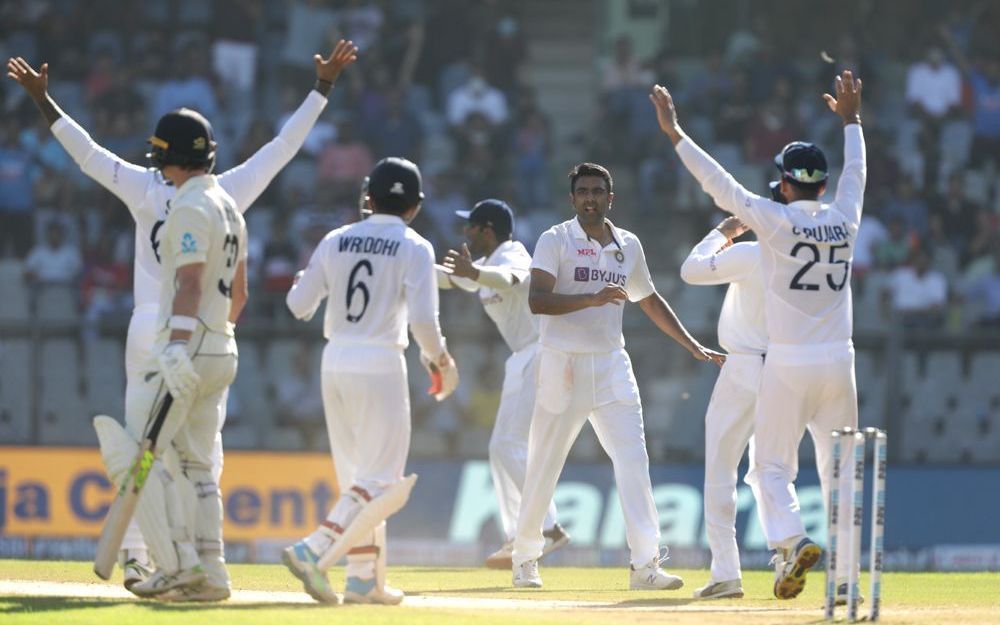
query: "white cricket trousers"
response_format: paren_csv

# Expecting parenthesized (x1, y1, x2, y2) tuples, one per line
(702, 353, 763, 583)
(745, 341, 857, 579)
(512, 347, 660, 568)
(489, 343, 558, 541)
(122, 305, 226, 552)
(125, 330, 237, 571)
(320, 343, 410, 494)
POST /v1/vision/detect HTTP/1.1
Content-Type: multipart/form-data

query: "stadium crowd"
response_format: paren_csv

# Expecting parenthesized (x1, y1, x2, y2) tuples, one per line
(0, 0, 998, 460)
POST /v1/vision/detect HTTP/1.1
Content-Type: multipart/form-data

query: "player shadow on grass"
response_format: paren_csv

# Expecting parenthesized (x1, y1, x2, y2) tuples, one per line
(0, 597, 332, 612)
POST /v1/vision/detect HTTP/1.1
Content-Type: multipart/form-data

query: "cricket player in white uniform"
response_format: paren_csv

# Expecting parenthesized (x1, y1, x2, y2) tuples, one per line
(437, 199, 569, 569)
(283, 157, 459, 606)
(117, 108, 246, 598)
(679, 215, 764, 600)
(652, 70, 866, 599)
(511, 162, 725, 590)
(6, 42, 357, 597)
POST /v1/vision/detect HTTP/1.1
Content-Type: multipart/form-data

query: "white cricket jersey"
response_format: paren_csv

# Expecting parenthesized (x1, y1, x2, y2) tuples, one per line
(531, 218, 655, 354)
(51, 91, 327, 310)
(155, 175, 247, 343)
(450, 241, 539, 353)
(287, 214, 447, 357)
(680, 230, 766, 356)
(676, 124, 866, 346)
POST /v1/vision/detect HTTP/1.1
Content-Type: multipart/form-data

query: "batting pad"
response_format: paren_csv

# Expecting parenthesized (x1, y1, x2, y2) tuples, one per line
(93, 415, 139, 487)
(317, 474, 417, 570)
(135, 461, 180, 572)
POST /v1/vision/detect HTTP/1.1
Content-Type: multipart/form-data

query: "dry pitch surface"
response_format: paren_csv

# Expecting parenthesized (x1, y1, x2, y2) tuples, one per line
(1, 560, 996, 624)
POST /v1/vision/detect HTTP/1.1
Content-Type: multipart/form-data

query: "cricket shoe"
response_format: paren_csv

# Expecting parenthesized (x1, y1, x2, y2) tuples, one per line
(692, 578, 744, 599)
(541, 523, 571, 559)
(130, 565, 206, 598)
(485, 540, 514, 569)
(123, 558, 153, 592)
(282, 541, 342, 605)
(629, 548, 684, 590)
(773, 537, 822, 599)
(835, 582, 865, 606)
(344, 576, 405, 605)
(513, 559, 542, 588)
(158, 580, 231, 602)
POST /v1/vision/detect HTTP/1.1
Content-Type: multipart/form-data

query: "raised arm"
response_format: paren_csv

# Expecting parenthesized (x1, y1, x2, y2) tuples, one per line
(219, 40, 358, 211)
(7, 57, 150, 209)
(823, 70, 866, 223)
(649, 83, 774, 236)
(680, 217, 756, 285)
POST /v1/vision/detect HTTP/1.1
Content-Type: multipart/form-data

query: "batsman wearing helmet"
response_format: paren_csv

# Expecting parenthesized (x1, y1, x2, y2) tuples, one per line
(283, 157, 458, 605)
(6, 41, 357, 600)
(121, 107, 245, 598)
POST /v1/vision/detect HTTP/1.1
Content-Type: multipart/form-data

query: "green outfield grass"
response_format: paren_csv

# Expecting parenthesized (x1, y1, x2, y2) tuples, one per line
(1, 559, 996, 624)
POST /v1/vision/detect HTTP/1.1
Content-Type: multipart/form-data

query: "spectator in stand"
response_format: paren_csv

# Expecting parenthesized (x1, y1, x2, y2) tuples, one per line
(875, 216, 915, 270)
(446, 66, 509, 128)
(513, 106, 551, 209)
(0, 118, 38, 258)
(925, 214, 961, 283)
(965, 207, 999, 269)
(24, 220, 82, 285)
(80, 231, 130, 338)
(212, 0, 262, 93)
(152, 42, 220, 123)
(274, 341, 326, 449)
(282, 0, 338, 76)
(317, 117, 374, 198)
(935, 172, 980, 256)
(884, 247, 948, 330)
(883, 178, 930, 238)
(962, 248, 1000, 327)
(683, 51, 733, 118)
(482, 12, 527, 98)
(364, 86, 423, 161)
(940, 24, 1000, 170)
(261, 215, 300, 318)
(853, 207, 888, 281)
(905, 46, 963, 189)
(336, 0, 384, 53)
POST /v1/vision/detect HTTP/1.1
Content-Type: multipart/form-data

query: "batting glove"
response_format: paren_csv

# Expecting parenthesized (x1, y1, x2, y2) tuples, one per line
(421, 350, 459, 401)
(157, 341, 200, 400)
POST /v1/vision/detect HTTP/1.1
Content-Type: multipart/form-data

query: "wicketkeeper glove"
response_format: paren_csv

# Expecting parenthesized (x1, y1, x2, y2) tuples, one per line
(421, 350, 459, 401)
(157, 340, 201, 400)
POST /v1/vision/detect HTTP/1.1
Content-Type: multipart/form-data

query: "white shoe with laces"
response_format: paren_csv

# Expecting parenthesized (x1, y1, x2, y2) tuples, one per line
(130, 565, 206, 598)
(513, 559, 542, 588)
(629, 548, 684, 590)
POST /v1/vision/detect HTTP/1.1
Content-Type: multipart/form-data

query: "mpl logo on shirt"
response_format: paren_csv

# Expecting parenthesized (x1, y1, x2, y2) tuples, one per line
(577, 248, 597, 257)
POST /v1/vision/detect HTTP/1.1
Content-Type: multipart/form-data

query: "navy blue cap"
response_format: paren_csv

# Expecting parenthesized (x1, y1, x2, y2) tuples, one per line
(456, 199, 515, 238)
(774, 141, 828, 184)
(368, 157, 424, 206)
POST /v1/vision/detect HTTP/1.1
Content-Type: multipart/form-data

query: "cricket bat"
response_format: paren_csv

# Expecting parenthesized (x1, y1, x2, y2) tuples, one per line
(93, 393, 173, 580)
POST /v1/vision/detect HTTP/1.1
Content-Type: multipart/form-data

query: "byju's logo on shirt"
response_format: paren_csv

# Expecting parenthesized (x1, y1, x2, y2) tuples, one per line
(574, 267, 627, 286)
(181, 233, 197, 254)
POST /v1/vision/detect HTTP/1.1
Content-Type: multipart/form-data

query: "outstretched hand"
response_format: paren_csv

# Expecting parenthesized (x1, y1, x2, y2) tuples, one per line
(315, 39, 359, 85)
(691, 345, 726, 367)
(6, 57, 48, 101)
(649, 84, 683, 144)
(443, 243, 478, 280)
(823, 70, 862, 123)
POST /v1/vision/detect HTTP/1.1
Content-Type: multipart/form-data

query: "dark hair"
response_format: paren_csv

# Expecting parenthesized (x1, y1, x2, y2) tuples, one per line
(371, 195, 415, 216)
(568, 162, 613, 194)
(783, 177, 824, 200)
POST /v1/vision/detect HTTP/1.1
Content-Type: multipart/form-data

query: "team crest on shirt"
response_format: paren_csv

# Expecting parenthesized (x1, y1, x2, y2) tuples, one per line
(181, 233, 197, 253)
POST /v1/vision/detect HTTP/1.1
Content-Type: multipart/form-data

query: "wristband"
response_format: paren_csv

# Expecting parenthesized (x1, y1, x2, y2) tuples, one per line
(168, 315, 198, 332)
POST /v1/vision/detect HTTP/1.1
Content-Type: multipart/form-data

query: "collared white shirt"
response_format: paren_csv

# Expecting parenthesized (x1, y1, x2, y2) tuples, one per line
(287, 214, 445, 357)
(156, 175, 246, 339)
(889, 267, 947, 312)
(451, 240, 539, 353)
(51, 90, 328, 310)
(680, 230, 766, 355)
(905, 61, 962, 117)
(531, 217, 655, 354)
(676, 125, 866, 346)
